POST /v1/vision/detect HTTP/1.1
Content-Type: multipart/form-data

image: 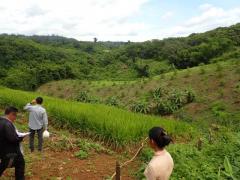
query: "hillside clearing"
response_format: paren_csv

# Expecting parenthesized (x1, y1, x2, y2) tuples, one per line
(38, 60, 240, 123)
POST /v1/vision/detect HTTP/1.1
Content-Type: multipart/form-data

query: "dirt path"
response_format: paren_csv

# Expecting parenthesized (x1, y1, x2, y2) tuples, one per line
(3, 140, 136, 180)
(28, 151, 134, 180)
(2, 119, 137, 180)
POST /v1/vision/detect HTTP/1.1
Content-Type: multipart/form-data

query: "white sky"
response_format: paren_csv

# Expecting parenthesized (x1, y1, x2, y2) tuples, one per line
(0, 0, 239, 41)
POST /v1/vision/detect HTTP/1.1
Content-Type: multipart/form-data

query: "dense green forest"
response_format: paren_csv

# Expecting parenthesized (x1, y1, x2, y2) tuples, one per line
(0, 23, 239, 90)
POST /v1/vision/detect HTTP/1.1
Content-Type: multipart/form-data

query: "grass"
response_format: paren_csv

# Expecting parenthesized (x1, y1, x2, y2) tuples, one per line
(0, 86, 195, 147)
(39, 60, 239, 102)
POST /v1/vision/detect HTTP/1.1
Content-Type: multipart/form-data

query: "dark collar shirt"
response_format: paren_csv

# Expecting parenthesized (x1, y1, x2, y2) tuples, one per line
(0, 117, 23, 158)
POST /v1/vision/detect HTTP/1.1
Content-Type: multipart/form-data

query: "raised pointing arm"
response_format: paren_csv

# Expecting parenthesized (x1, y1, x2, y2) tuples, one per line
(23, 103, 34, 112)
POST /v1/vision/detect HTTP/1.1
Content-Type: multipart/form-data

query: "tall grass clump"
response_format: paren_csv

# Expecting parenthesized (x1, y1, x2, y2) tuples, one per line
(0, 87, 195, 146)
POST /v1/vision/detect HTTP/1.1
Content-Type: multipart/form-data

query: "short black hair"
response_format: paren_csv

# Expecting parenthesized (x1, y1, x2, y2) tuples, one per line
(36, 97, 43, 104)
(149, 127, 172, 149)
(5, 106, 18, 115)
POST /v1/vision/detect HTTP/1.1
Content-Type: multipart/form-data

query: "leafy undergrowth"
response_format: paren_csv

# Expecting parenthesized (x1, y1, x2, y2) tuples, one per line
(136, 128, 240, 179)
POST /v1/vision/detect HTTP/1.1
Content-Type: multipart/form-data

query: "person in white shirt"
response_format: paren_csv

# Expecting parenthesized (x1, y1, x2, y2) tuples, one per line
(144, 127, 174, 180)
(24, 97, 48, 152)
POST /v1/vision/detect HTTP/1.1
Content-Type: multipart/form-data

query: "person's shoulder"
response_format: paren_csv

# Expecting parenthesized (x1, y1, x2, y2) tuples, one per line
(145, 161, 156, 174)
(39, 106, 46, 112)
(165, 150, 173, 158)
(148, 155, 161, 167)
(0, 117, 8, 123)
(165, 150, 174, 165)
(0, 117, 12, 127)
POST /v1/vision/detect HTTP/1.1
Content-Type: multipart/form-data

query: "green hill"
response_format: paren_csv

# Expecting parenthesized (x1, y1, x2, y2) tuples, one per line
(0, 23, 240, 90)
(38, 60, 240, 128)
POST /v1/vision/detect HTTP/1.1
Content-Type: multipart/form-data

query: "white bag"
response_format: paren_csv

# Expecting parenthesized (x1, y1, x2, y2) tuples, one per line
(43, 130, 50, 138)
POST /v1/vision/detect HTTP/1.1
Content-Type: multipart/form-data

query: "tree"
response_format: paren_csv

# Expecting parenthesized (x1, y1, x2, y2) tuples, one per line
(135, 64, 150, 78)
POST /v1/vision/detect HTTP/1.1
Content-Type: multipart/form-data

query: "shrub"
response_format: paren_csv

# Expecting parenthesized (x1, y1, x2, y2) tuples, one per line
(184, 88, 195, 103)
(154, 99, 177, 115)
(76, 91, 90, 103)
(77, 139, 111, 154)
(151, 88, 195, 115)
(47, 135, 74, 151)
(168, 90, 186, 108)
(89, 96, 102, 104)
(152, 87, 165, 100)
(105, 96, 119, 107)
(131, 101, 150, 114)
(74, 150, 88, 159)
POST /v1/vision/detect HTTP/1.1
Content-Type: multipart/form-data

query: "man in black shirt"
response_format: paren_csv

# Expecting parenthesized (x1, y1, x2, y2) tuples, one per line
(0, 107, 25, 180)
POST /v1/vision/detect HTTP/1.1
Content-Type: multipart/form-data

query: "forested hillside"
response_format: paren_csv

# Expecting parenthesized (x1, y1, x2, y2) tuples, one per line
(0, 23, 239, 90)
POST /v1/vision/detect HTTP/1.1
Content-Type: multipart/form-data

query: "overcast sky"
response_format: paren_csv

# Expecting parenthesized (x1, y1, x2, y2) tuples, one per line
(0, 0, 240, 41)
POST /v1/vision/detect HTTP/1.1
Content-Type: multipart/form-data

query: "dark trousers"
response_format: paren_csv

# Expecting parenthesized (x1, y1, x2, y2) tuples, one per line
(29, 128, 43, 152)
(0, 154, 25, 180)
